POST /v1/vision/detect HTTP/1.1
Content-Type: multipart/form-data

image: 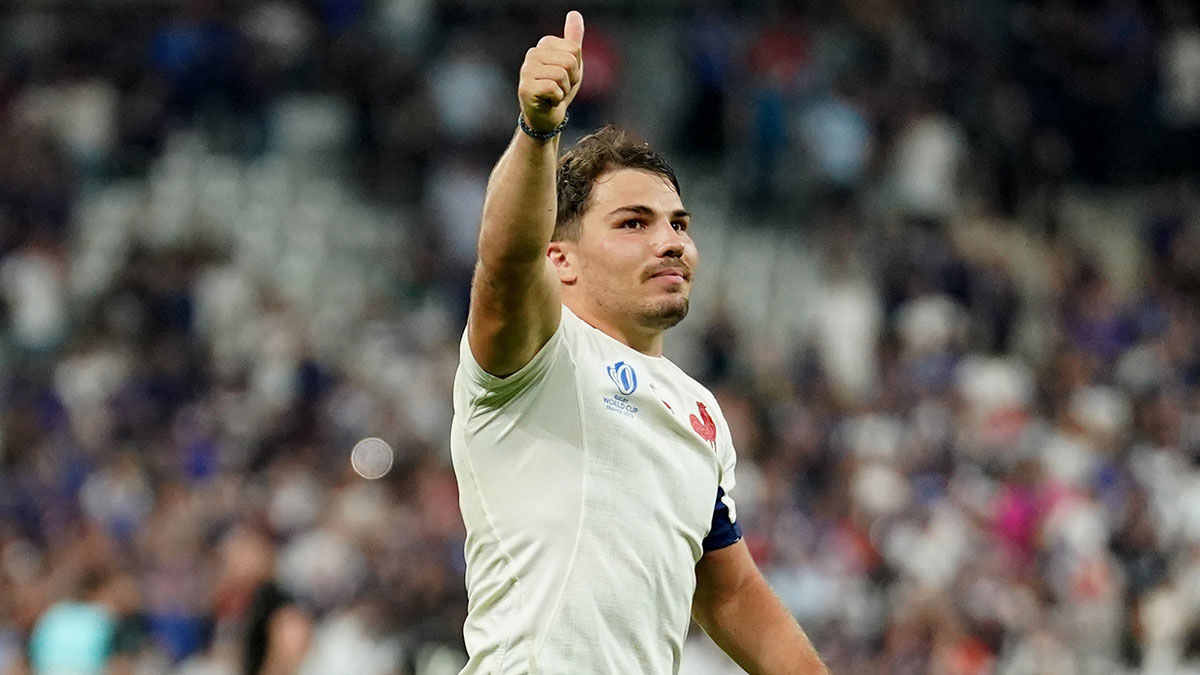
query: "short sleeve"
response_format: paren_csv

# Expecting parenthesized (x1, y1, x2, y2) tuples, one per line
(702, 402, 741, 552)
(702, 486, 742, 552)
(457, 317, 569, 408)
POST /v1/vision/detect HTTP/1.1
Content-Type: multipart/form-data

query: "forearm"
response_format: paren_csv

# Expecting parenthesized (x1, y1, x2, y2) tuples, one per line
(478, 13, 582, 268)
(695, 574, 828, 675)
(477, 129, 560, 266)
(465, 12, 582, 376)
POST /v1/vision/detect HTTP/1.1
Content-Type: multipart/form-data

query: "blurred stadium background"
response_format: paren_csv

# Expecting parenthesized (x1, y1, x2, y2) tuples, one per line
(0, 0, 1199, 673)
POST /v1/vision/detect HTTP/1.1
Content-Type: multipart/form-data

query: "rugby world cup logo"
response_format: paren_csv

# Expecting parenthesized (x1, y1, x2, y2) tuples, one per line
(607, 361, 638, 396)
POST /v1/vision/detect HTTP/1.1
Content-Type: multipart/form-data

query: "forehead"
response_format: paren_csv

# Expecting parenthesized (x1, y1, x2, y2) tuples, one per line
(586, 168, 683, 217)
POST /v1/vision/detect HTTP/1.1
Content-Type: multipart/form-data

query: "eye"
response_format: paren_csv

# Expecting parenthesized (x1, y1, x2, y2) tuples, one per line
(620, 219, 645, 229)
(671, 220, 689, 232)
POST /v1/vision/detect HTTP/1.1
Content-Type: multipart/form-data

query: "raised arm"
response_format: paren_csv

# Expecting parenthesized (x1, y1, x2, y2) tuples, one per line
(468, 11, 584, 377)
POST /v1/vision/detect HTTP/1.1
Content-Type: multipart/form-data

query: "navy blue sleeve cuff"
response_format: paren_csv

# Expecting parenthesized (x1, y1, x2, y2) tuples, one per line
(702, 486, 742, 552)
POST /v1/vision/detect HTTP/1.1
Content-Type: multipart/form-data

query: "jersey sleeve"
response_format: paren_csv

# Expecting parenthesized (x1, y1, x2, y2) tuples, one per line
(702, 486, 742, 552)
(701, 403, 742, 552)
(457, 316, 569, 408)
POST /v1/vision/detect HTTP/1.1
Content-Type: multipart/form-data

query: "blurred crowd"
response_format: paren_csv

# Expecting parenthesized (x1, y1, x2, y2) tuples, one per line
(0, 0, 1199, 674)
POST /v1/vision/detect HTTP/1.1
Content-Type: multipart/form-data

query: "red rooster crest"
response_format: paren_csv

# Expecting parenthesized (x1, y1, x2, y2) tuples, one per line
(690, 402, 717, 449)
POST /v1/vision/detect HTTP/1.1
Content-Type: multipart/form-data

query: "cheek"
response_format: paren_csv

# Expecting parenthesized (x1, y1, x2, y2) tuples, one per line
(592, 243, 641, 277)
(579, 237, 655, 288)
(578, 248, 626, 285)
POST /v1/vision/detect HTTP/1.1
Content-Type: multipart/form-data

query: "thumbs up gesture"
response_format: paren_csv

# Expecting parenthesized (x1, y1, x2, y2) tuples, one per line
(518, 10, 584, 133)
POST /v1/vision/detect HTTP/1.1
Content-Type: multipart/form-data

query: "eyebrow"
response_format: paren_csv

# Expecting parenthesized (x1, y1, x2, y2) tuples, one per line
(607, 205, 691, 219)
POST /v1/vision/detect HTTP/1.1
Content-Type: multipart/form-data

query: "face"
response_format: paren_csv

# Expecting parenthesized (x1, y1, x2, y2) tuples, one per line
(552, 168, 698, 332)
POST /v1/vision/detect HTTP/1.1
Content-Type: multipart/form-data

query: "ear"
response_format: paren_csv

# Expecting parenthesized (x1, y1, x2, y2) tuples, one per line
(547, 241, 578, 284)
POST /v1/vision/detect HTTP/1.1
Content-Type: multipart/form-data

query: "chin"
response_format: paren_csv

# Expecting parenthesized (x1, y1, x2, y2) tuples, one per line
(640, 296, 689, 331)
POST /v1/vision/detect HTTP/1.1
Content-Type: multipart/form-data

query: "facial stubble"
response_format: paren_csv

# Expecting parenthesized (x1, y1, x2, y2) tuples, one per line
(639, 294, 689, 331)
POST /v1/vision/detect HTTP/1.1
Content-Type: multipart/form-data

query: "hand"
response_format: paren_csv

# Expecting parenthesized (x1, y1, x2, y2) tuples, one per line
(518, 10, 584, 133)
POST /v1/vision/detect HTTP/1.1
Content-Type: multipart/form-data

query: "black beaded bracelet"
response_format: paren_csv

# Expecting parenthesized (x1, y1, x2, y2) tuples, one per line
(518, 112, 569, 140)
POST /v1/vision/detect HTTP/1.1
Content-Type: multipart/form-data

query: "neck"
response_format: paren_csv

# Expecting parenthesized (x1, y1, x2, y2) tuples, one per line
(565, 299, 665, 356)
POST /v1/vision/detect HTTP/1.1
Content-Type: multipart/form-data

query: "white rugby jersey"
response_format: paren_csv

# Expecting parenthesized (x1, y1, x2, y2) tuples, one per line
(451, 305, 741, 675)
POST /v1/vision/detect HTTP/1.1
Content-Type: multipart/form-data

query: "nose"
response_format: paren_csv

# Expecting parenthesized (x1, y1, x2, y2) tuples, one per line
(654, 221, 685, 258)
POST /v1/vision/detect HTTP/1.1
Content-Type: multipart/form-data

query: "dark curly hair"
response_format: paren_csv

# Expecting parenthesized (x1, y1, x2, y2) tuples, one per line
(553, 126, 681, 241)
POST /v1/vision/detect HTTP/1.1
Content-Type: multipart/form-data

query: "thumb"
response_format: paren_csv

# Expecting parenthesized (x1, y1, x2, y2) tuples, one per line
(563, 10, 584, 47)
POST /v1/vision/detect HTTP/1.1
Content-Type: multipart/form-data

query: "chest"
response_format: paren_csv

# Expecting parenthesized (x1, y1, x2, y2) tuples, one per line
(575, 355, 723, 541)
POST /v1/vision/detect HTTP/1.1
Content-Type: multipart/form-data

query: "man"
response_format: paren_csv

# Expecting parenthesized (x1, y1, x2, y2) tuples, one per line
(450, 10, 828, 674)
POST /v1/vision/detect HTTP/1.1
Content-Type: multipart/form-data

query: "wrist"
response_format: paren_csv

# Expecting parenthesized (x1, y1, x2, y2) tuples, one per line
(518, 111, 569, 140)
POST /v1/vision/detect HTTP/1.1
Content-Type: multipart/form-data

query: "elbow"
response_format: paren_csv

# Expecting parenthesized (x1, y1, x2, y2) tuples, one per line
(475, 229, 549, 269)
(477, 244, 547, 270)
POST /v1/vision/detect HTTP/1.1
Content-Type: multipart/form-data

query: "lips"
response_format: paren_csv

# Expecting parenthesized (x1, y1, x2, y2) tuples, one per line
(647, 266, 690, 282)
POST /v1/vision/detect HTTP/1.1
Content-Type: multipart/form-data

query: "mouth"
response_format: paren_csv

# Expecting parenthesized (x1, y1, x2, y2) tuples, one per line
(647, 266, 691, 282)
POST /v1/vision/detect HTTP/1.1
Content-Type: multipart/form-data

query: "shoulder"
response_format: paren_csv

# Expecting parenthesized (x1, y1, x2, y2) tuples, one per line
(557, 304, 593, 342)
(662, 357, 722, 412)
(454, 306, 589, 405)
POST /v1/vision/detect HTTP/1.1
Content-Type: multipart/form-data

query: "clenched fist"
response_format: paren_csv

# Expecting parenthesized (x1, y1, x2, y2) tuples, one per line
(518, 10, 584, 133)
